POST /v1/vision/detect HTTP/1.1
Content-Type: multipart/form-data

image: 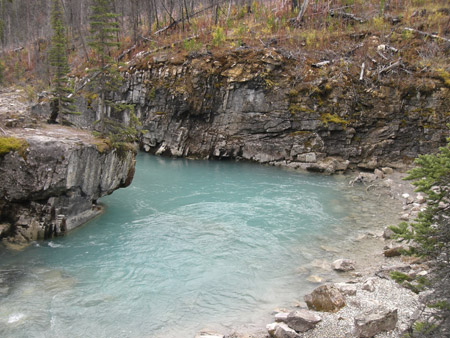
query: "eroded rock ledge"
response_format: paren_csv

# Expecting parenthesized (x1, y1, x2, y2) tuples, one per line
(107, 47, 448, 173)
(0, 126, 136, 247)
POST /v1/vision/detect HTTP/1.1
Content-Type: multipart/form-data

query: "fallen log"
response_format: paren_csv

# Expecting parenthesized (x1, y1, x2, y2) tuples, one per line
(329, 10, 366, 24)
(403, 27, 450, 43)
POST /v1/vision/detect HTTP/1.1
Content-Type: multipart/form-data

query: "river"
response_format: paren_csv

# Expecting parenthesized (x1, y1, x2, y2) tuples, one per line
(0, 153, 402, 337)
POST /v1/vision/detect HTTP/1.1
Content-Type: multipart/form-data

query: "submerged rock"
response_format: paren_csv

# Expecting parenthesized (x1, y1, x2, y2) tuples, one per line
(331, 258, 355, 272)
(194, 330, 225, 338)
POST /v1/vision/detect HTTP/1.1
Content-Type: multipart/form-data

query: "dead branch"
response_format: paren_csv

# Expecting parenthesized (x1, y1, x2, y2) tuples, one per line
(72, 70, 103, 95)
(379, 59, 402, 75)
(329, 10, 366, 24)
(311, 60, 331, 68)
(359, 62, 365, 81)
(133, 34, 200, 62)
(403, 27, 450, 43)
(154, 0, 228, 36)
(377, 50, 388, 60)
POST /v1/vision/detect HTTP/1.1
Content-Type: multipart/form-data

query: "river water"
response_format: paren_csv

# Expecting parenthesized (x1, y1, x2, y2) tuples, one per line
(0, 154, 401, 337)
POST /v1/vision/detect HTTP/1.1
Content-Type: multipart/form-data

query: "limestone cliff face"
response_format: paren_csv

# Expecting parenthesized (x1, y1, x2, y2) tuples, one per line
(109, 48, 448, 173)
(39, 47, 449, 173)
(0, 130, 136, 245)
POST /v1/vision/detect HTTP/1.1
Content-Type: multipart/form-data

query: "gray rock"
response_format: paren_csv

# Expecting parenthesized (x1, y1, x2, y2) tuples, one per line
(272, 322, 301, 338)
(331, 259, 355, 272)
(307, 275, 324, 283)
(383, 227, 395, 239)
(416, 194, 426, 204)
(275, 312, 289, 322)
(285, 309, 322, 332)
(353, 307, 398, 337)
(304, 284, 346, 312)
(374, 168, 384, 179)
(400, 213, 410, 221)
(362, 278, 377, 292)
(335, 282, 358, 296)
(381, 167, 394, 175)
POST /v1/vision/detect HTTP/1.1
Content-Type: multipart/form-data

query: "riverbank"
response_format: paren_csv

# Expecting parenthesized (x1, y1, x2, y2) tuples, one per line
(200, 169, 432, 338)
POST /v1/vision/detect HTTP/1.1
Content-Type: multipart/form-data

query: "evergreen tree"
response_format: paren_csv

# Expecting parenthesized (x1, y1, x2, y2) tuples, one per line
(389, 135, 450, 337)
(88, 0, 121, 134)
(390, 137, 450, 257)
(48, 0, 76, 124)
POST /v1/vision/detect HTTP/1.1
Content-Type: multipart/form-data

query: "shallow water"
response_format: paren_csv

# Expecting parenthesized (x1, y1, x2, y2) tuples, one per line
(0, 154, 400, 337)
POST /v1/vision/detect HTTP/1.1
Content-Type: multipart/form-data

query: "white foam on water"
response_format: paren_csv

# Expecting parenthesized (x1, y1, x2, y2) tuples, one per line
(8, 313, 25, 324)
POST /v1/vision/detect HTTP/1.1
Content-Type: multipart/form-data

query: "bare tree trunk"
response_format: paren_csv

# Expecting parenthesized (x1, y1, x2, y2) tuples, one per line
(296, 0, 309, 22)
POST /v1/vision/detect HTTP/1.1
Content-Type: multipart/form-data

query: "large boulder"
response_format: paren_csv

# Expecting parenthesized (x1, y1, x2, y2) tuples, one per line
(304, 284, 346, 312)
(353, 307, 398, 337)
(285, 309, 322, 332)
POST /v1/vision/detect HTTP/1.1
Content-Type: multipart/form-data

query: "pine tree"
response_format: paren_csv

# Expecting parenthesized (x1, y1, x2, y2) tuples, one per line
(390, 137, 450, 257)
(48, 0, 76, 124)
(88, 0, 121, 134)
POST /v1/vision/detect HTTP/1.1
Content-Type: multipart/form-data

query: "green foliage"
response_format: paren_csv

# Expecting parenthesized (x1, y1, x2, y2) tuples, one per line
(412, 321, 437, 335)
(89, 0, 120, 58)
(0, 137, 28, 157)
(88, 0, 121, 134)
(428, 301, 450, 311)
(435, 69, 450, 88)
(390, 271, 413, 283)
(48, 0, 76, 123)
(401, 29, 414, 40)
(321, 113, 348, 126)
(182, 38, 202, 52)
(211, 26, 225, 47)
(389, 135, 450, 257)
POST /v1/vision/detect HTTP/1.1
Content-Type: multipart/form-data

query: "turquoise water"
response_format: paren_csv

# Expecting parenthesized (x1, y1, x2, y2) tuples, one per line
(1, 154, 373, 337)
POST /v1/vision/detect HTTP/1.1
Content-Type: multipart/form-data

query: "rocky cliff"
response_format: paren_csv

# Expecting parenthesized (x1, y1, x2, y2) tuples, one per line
(32, 45, 449, 174)
(0, 124, 136, 247)
(69, 46, 446, 174)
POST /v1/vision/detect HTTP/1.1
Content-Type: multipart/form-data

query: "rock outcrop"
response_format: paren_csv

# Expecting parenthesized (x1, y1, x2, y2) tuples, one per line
(0, 127, 136, 246)
(46, 47, 449, 173)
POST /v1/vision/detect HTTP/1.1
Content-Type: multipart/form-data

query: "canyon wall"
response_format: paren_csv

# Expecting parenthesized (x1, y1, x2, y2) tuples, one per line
(98, 47, 449, 173)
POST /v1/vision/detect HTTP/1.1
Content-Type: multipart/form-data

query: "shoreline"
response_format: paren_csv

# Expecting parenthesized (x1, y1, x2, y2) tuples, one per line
(208, 169, 427, 338)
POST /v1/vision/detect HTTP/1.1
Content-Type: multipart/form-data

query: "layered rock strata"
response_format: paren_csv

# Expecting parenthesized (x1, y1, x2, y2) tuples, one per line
(86, 47, 448, 173)
(0, 128, 136, 246)
(33, 47, 449, 173)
